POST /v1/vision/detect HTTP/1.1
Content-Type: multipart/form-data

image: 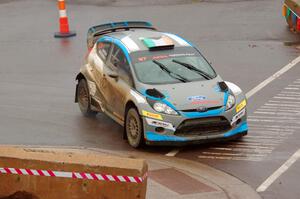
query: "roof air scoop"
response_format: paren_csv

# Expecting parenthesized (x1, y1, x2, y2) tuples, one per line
(145, 88, 165, 99)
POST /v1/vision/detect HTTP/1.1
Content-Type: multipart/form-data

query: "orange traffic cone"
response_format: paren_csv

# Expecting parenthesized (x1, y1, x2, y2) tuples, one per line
(54, 0, 76, 38)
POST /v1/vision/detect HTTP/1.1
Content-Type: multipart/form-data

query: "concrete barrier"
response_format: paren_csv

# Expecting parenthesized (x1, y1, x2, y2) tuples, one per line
(0, 146, 148, 199)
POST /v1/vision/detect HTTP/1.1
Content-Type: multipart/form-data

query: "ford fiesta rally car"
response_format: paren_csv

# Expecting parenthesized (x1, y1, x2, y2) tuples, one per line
(75, 21, 248, 148)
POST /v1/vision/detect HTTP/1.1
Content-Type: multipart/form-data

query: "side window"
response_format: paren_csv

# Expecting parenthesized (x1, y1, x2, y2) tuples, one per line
(97, 42, 111, 61)
(110, 45, 132, 85)
(110, 45, 129, 70)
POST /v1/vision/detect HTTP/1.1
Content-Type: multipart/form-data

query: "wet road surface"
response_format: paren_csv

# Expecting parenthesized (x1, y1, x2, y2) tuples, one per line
(0, 0, 300, 198)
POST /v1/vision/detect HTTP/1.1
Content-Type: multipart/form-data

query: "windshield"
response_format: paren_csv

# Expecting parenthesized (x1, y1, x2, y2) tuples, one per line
(131, 47, 217, 85)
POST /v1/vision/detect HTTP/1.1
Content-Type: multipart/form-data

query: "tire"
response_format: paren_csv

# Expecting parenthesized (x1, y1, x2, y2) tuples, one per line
(125, 108, 144, 148)
(77, 79, 97, 117)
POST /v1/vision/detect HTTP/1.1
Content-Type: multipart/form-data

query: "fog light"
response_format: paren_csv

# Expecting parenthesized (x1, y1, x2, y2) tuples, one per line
(155, 127, 165, 133)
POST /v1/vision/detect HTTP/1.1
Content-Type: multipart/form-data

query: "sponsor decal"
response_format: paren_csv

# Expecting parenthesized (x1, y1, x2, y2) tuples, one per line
(236, 99, 247, 113)
(188, 95, 220, 105)
(153, 55, 169, 60)
(231, 108, 246, 125)
(138, 57, 147, 62)
(191, 100, 220, 105)
(188, 95, 206, 101)
(145, 118, 175, 131)
(169, 53, 195, 57)
(136, 53, 195, 63)
(137, 55, 169, 62)
(142, 110, 163, 120)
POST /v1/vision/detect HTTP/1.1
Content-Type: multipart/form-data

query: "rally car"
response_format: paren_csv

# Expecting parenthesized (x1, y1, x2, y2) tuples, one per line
(75, 21, 248, 148)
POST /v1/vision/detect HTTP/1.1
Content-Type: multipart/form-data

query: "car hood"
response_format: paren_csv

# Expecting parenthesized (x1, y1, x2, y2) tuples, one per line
(140, 76, 226, 111)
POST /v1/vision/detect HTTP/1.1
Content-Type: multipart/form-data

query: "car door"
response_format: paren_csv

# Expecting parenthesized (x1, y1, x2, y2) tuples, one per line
(93, 41, 112, 109)
(104, 43, 134, 120)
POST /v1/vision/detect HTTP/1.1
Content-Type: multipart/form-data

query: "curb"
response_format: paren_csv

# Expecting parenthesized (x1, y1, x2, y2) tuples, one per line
(116, 150, 262, 199)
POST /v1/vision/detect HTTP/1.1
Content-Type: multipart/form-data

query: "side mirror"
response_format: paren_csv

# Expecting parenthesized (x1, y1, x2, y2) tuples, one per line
(108, 72, 119, 80)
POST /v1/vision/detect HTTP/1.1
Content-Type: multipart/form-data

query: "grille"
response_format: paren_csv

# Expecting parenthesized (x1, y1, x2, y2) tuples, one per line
(181, 106, 223, 113)
(174, 116, 231, 137)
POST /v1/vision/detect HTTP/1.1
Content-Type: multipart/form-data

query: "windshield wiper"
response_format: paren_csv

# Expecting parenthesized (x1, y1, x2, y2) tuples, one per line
(152, 60, 189, 83)
(172, 59, 213, 80)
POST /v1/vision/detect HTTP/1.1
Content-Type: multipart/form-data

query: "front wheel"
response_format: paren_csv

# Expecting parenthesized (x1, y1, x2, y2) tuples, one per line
(125, 108, 144, 148)
(77, 79, 97, 117)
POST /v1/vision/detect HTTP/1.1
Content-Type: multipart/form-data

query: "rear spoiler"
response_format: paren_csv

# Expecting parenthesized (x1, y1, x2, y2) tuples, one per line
(87, 21, 156, 49)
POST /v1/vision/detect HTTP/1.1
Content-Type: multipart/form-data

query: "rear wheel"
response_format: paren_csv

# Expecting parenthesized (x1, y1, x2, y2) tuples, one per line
(77, 79, 97, 117)
(125, 108, 144, 148)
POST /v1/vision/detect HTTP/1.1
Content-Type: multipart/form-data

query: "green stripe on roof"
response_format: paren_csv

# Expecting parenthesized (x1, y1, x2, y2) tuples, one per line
(142, 38, 156, 48)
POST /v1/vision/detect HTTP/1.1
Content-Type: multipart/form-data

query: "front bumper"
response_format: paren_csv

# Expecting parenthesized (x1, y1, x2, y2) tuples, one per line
(140, 93, 248, 146)
(144, 121, 248, 146)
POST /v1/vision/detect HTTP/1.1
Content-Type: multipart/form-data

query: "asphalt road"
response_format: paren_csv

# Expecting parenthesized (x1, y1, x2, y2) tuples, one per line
(0, 0, 300, 198)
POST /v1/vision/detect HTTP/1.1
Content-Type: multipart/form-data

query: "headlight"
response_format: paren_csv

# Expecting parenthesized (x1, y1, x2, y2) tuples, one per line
(226, 94, 236, 110)
(153, 102, 178, 115)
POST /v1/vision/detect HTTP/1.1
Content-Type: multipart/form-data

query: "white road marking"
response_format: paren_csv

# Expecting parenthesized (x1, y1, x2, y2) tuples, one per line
(280, 91, 300, 95)
(248, 129, 294, 134)
(246, 135, 286, 140)
(249, 118, 300, 124)
(249, 125, 290, 129)
(198, 155, 262, 161)
(258, 108, 300, 113)
(284, 87, 299, 90)
(226, 142, 277, 147)
(250, 131, 293, 136)
(287, 84, 300, 87)
(259, 107, 300, 112)
(273, 99, 298, 102)
(248, 115, 298, 120)
(273, 96, 300, 100)
(210, 147, 273, 153)
(254, 111, 300, 116)
(256, 149, 300, 192)
(254, 111, 277, 114)
(165, 149, 180, 157)
(237, 139, 283, 144)
(246, 55, 300, 98)
(265, 103, 300, 107)
(202, 151, 265, 157)
(234, 140, 279, 145)
(249, 118, 300, 125)
(277, 93, 300, 97)
(248, 125, 295, 130)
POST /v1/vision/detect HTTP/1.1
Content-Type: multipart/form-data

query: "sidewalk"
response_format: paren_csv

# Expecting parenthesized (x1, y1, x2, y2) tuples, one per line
(14, 146, 262, 199)
(121, 150, 261, 199)
(145, 157, 260, 199)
